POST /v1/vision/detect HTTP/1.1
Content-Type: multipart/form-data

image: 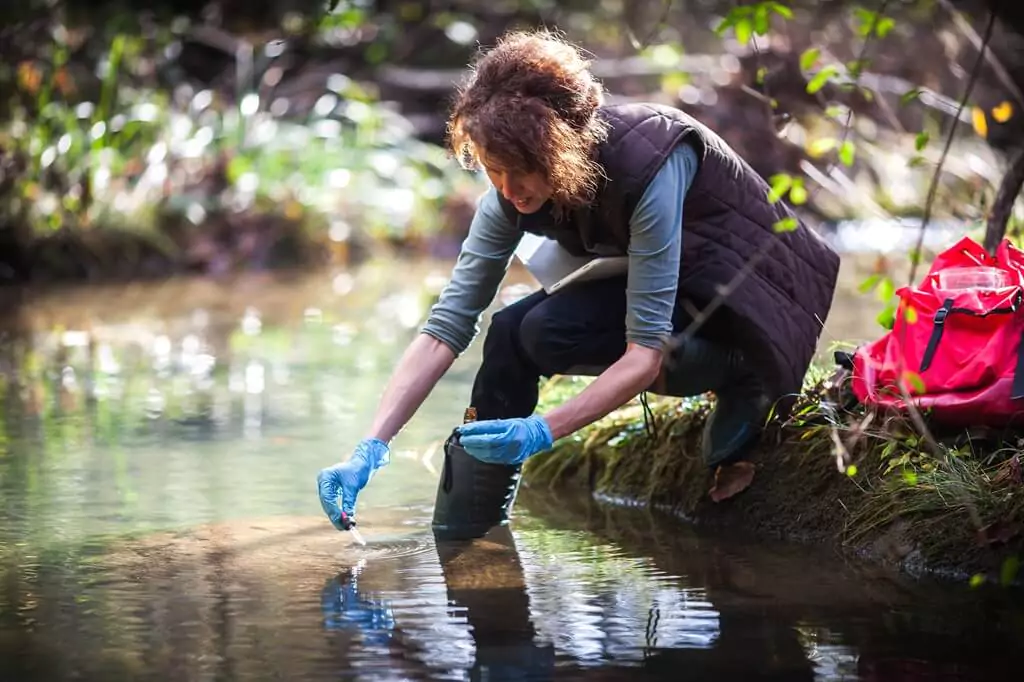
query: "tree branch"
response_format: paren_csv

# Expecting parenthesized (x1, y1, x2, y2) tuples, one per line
(983, 147, 1024, 252)
(907, 9, 996, 284)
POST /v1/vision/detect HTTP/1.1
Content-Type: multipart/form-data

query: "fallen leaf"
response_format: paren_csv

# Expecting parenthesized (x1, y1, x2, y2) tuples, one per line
(710, 461, 756, 502)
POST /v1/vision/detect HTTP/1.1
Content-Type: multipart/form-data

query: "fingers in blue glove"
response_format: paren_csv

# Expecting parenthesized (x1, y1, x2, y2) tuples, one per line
(317, 438, 390, 531)
(456, 415, 553, 465)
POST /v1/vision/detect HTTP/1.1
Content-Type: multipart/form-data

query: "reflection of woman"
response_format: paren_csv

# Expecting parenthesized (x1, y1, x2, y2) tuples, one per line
(321, 529, 556, 678)
(317, 29, 840, 528)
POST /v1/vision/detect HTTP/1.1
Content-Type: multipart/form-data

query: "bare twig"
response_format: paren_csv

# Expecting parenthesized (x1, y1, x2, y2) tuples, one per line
(939, 0, 1024, 111)
(983, 147, 1024, 252)
(836, 0, 891, 150)
(831, 425, 850, 471)
(907, 9, 996, 284)
(625, 0, 676, 52)
(668, 249, 771, 351)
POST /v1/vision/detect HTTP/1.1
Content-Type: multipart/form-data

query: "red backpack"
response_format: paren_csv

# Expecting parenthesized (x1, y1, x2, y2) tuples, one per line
(850, 236, 1024, 428)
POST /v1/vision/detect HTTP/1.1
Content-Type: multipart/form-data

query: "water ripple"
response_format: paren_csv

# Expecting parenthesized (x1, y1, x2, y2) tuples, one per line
(346, 535, 436, 562)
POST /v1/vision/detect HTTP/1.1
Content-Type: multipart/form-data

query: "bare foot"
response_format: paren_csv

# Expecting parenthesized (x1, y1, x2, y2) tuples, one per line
(709, 461, 756, 502)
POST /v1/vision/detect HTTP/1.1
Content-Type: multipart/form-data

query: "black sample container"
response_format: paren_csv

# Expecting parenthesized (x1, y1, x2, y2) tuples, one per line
(430, 408, 522, 541)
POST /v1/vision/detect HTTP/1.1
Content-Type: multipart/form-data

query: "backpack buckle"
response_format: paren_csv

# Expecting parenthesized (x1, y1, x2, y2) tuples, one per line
(934, 307, 948, 325)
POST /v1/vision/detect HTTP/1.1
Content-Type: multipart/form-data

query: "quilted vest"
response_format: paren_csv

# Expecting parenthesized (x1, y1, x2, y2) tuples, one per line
(496, 102, 841, 403)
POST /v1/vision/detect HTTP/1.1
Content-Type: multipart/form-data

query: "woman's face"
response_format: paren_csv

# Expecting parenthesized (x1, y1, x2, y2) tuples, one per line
(481, 155, 552, 214)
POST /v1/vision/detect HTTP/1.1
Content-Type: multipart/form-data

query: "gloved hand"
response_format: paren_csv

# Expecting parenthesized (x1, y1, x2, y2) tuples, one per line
(456, 415, 554, 465)
(317, 437, 390, 530)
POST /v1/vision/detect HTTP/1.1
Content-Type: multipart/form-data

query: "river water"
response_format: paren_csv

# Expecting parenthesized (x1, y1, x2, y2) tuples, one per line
(1, 259, 1022, 681)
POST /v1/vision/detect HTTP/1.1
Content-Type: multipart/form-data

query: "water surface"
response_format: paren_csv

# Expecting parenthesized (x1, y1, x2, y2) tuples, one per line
(1, 261, 1022, 681)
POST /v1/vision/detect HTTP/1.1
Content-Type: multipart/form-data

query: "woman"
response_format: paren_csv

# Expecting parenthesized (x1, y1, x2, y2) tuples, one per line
(317, 29, 840, 530)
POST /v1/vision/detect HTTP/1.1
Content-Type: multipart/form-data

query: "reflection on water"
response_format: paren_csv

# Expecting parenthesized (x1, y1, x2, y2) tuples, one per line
(1, 261, 1022, 681)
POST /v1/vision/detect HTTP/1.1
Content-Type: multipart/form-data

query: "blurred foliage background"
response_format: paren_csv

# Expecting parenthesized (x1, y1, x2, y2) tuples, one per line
(1, 0, 1024, 285)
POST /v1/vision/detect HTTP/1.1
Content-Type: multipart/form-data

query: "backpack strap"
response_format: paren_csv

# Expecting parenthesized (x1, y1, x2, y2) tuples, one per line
(919, 298, 954, 372)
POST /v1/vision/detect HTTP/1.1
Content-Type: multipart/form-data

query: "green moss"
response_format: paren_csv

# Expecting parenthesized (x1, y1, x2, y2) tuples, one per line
(524, 367, 1024, 581)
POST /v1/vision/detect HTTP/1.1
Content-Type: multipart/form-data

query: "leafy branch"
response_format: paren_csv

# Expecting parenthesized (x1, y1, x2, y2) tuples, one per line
(713, 1, 793, 45)
(715, 2, 893, 237)
(796, 0, 893, 206)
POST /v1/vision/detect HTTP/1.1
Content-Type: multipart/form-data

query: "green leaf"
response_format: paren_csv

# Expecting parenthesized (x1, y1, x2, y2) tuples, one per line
(773, 216, 799, 232)
(845, 464, 858, 477)
(788, 179, 808, 205)
(1000, 556, 1020, 587)
(735, 16, 753, 44)
(859, 85, 875, 102)
(853, 8, 875, 36)
(907, 154, 927, 168)
(902, 370, 926, 394)
(756, 66, 768, 84)
(753, 4, 770, 35)
(900, 88, 923, 106)
(839, 140, 856, 166)
(769, 2, 794, 19)
(915, 131, 930, 151)
(800, 47, 820, 71)
(858, 273, 882, 293)
(713, 16, 736, 36)
(806, 65, 839, 94)
(877, 275, 895, 301)
(767, 172, 793, 203)
(969, 573, 986, 589)
(876, 17, 895, 37)
(227, 155, 253, 183)
(876, 301, 896, 329)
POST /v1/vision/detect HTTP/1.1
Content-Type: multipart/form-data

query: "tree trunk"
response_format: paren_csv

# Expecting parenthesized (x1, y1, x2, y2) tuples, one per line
(984, 148, 1024, 253)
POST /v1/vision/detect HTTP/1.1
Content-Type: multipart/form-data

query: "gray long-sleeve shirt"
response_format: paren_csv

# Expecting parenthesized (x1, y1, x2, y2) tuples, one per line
(421, 141, 699, 354)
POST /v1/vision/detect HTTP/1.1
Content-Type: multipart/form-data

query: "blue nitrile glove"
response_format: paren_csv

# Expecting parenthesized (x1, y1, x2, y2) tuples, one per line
(317, 437, 390, 530)
(456, 415, 554, 465)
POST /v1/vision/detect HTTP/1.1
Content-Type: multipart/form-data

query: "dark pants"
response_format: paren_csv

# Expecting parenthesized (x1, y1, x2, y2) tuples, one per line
(469, 276, 771, 467)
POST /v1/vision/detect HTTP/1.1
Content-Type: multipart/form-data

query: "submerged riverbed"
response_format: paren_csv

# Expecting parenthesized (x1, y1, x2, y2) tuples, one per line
(1, 260, 1022, 680)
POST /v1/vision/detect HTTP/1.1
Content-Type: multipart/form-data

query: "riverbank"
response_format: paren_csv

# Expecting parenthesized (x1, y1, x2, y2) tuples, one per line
(522, 370, 1024, 588)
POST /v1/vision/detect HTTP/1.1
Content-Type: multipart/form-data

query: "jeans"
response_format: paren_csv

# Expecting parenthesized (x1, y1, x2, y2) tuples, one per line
(468, 276, 771, 467)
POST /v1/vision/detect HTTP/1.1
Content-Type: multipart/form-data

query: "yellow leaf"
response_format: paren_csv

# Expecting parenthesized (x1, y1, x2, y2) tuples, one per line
(992, 100, 1013, 123)
(808, 137, 837, 157)
(17, 61, 42, 94)
(284, 200, 304, 221)
(972, 107, 988, 138)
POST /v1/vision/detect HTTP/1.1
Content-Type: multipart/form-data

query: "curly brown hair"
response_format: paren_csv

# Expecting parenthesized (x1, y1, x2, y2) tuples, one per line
(446, 29, 610, 216)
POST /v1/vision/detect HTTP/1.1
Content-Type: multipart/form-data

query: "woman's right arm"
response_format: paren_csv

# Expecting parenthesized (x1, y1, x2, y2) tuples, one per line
(366, 333, 457, 443)
(365, 188, 521, 444)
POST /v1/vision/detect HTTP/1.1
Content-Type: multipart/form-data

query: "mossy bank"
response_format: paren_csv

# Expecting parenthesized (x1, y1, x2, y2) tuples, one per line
(521, 370, 1024, 588)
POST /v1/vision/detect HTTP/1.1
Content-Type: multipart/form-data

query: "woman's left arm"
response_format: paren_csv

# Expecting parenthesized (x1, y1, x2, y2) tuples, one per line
(543, 143, 699, 439)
